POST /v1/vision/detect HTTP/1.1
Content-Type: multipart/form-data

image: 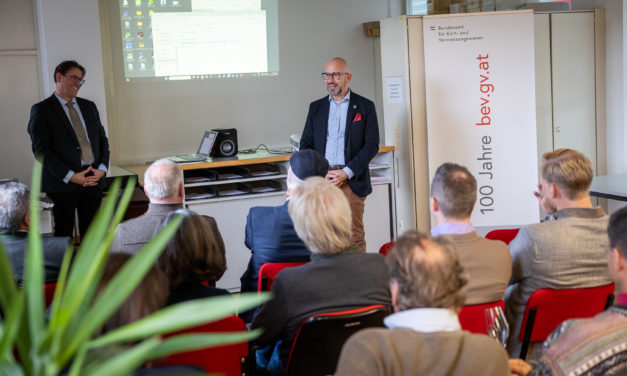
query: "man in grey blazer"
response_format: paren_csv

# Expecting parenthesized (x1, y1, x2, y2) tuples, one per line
(505, 148, 612, 361)
(430, 163, 511, 305)
(111, 158, 223, 254)
(0, 182, 69, 284)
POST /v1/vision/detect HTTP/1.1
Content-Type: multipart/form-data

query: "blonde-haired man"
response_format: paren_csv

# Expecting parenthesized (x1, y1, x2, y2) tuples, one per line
(251, 176, 390, 374)
(506, 148, 612, 360)
(335, 231, 510, 375)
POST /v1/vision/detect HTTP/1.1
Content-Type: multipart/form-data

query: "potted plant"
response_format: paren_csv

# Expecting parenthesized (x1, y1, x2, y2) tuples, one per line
(0, 161, 269, 375)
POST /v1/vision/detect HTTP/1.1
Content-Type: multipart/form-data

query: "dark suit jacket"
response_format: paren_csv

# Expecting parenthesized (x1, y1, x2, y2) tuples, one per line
(27, 93, 110, 193)
(251, 247, 391, 364)
(1, 232, 70, 283)
(300, 91, 379, 197)
(239, 201, 311, 293)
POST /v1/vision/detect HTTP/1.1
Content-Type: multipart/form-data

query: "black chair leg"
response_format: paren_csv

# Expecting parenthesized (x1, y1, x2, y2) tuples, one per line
(519, 307, 537, 360)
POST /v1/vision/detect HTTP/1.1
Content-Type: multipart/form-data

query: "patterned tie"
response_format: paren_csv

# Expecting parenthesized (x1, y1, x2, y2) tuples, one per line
(66, 101, 94, 164)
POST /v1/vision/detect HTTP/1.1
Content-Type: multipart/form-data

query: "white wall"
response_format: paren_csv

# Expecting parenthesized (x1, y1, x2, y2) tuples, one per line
(34, 0, 108, 132)
(99, 0, 404, 165)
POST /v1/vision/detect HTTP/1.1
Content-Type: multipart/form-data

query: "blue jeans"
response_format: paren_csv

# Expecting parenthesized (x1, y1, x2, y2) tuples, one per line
(256, 340, 286, 375)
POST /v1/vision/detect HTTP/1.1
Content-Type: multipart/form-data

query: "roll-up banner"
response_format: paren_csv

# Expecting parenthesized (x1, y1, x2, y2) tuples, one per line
(423, 10, 539, 227)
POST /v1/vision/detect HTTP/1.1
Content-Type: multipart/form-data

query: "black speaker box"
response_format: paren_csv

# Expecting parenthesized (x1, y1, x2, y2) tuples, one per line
(211, 128, 238, 158)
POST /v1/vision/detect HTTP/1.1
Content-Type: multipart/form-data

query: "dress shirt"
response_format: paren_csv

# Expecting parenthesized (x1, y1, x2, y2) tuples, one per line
(384, 308, 462, 333)
(431, 222, 474, 237)
(326, 91, 354, 178)
(54, 93, 107, 183)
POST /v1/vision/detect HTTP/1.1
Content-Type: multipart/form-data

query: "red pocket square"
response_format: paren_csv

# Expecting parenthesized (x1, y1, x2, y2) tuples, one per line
(353, 113, 362, 122)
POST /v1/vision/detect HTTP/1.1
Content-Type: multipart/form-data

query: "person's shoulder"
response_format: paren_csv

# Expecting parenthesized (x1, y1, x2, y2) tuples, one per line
(76, 96, 96, 106)
(350, 91, 375, 106)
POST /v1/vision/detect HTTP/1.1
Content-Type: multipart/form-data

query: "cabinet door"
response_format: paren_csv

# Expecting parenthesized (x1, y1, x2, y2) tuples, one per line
(364, 184, 393, 253)
(551, 12, 597, 171)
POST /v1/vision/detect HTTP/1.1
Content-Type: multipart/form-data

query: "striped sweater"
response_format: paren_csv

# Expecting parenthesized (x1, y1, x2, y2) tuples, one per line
(531, 303, 627, 376)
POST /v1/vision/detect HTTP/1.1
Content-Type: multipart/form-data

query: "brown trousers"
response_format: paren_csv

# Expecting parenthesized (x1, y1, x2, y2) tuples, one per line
(339, 182, 367, 251)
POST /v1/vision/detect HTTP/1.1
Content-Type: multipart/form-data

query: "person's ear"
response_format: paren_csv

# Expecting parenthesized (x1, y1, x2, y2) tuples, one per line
(22, 212, 30, 231)
(390, 280, 400, 313)
(178, 183, 184, 199)
(430, 196, 438, 213)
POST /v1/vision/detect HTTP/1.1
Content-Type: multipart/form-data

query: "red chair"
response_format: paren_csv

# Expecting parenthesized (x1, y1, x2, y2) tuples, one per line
(459, 300, 505, 335)
(257, 262, 307, 292)
(154, 315, 251, 376)
(286, 305, 389, 376)
(485, 228, 520, 245)
(44, 282, 57, 308)
(378, 241, 395, 256)
(518, 283, 615, 360)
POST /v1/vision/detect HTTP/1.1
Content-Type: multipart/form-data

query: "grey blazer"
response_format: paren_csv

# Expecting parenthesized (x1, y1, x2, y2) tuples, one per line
(505, 207, 612, 361)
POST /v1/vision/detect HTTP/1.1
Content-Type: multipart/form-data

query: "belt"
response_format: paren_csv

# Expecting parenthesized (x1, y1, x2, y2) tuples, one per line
(329, 165, 345, 171)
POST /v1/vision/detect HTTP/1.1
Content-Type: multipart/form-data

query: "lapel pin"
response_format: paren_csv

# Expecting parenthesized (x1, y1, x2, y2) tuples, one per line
(352, 104, 357, 109)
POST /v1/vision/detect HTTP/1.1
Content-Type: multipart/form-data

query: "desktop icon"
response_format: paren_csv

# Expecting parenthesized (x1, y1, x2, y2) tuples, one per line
(127, 53, 133, 59)
(123, 11, 129, 16)
(128, 63, 133, 70)
(139, 52, 145, 59)
(137, 21, 143, 27)
(138, 31, 144, 38)
(138, 42, 145, 48)
(161, 0, 166, 5)
(172, 0, 180, 5)
(125, 42, 133, 49)
(122, 0, 129, 7)
(124, 32, 131, 39)
(136, 10, 142, 16)
(140, 63, 146, 70)
(135, 0, 141, 6)
(149, 10, 154, 16)
(148, 0, 154, 5)
(124, 21, 130, 28)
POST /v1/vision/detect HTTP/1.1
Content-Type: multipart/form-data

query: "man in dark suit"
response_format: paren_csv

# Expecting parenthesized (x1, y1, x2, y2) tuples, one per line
(299, 57, 380, 251)
(240, 150, 329, 293)
(27, 60, 110, 238)
(0, 182, 69, 284)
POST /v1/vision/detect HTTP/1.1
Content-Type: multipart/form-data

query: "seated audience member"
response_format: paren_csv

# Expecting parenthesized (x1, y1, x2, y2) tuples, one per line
(156, 209, 228, 306)
(96, 254, 203, 375)
(112, 158, 217, 254)
(509, 205, 627, 376)
(0, 182, 69, 284)
(251, 177, 390, 375)
(430, 162, 511, 304)
(240, 149, 328, 294)
(335, 230, 510, 375)
(97, 253, 168, 335)
(506, 148, 612, 360)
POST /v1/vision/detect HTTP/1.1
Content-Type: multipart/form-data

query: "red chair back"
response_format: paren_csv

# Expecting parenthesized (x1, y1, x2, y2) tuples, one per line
(257, 262, 307, 292)
(485, 228, 520, 245)
(518, 283, 615, 359)
(286, 305, 389, 376)
(44, 282, 57, 308)
(154, 315, 250, 376)
(459, 300, 505, 334)
(378, 241, 395, 256)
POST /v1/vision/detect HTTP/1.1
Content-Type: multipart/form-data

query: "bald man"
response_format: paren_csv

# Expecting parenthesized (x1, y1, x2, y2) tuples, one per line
(299, 57, 380, 251)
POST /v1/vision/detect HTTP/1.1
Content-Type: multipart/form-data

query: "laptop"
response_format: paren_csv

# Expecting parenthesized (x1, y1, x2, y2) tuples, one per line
(168, 130, 218, 163)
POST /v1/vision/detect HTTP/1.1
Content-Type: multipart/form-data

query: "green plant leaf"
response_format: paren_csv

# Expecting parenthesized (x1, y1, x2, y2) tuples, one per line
(0, 363, 24, 376)
(0, 241, 17, 315)
(91, 293, 269, 347)
(58, 214, 183, 365)
(83, 337, 161, 376)
(150, 329, 262, 359)
(25, 159, 45, 359)
(0, 291, 24, 363)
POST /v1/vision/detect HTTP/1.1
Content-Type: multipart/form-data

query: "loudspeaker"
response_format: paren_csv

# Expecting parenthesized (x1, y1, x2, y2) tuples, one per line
(211, 128, 238, 158)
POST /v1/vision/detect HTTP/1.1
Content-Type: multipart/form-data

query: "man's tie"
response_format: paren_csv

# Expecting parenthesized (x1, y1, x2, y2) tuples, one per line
(66, 101, 94, 164)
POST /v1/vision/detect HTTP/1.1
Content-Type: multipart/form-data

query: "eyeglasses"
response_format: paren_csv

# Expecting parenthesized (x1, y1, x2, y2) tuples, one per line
(66, 74, 86, 85)
(321, 72, 349, 80)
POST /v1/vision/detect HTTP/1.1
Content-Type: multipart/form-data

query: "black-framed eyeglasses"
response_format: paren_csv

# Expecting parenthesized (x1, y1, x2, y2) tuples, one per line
(66, 74, 86, 85)
(321, 72, 349, 80)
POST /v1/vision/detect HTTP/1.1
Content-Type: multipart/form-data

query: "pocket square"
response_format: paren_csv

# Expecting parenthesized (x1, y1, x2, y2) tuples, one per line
(353, 113, 362, 122)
